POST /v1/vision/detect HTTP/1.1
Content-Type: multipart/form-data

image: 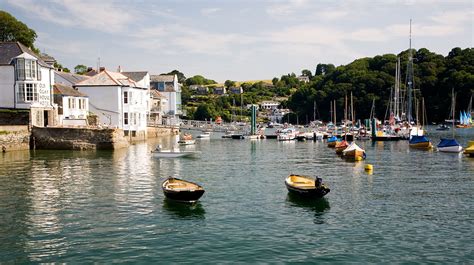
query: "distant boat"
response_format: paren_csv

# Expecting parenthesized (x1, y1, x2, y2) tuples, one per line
(436, 124, 450, 131)
(197, 131, 211, 139)
(162, 177, 205, 203)
(342, 142, 366, 161)
(284, 175, 330, 199)
(437, 88, 463, 153)
(327, 136, 339, 147)
(152, 145, 199, 158)
(178, 133, 196, 145)
(335, 140, 349, 155)
(277, 128, 297, 141)
(464, 140, 474, 157)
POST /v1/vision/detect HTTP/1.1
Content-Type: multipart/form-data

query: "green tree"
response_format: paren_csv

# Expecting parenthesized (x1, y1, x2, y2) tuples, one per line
(74, 64, 88, 75)
(0, 11, 37, 50)
(224, 80, 236, 88)
(301, 69, 313, 79)
(162, 70, 186, 83)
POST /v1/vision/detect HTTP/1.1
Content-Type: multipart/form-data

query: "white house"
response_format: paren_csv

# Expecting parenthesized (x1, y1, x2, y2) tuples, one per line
(74, 70, 149, 139)
(150, 74, 181, 125)
(0, 42, 58, 126)
(260, 101, 280, 110)
(270, 108, 290, 123)
(53, 83, 89, 126)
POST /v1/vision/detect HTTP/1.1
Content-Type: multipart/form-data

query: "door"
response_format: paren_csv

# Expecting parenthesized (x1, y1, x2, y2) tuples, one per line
(43, 110, 49, 127)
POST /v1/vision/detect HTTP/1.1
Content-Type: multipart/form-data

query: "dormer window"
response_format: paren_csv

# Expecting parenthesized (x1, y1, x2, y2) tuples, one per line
(16, 58, 40, 81)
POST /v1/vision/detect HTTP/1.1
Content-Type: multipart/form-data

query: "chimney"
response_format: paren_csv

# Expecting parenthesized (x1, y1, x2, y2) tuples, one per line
(117, 65, 122, 72)
(99, 67, 105, 72)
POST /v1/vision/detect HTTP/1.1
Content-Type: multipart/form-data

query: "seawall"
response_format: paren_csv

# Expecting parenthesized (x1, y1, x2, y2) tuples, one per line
(147, 126, 179, 138)
(0, 125, 30, 152)
(32, 127, 130, 150)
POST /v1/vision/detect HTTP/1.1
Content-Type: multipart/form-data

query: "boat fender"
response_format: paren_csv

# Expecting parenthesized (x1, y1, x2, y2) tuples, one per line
(365, 164, 373, 171)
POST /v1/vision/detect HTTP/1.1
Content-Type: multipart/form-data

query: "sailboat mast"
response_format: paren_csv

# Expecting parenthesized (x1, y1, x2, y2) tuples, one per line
(452, 88, 455, 138)
(406, 19, 414, 124)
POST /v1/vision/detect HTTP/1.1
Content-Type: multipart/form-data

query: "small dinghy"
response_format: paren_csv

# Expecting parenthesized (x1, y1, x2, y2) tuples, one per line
(152, 145, 198, 158)
(284, 174, 330, 199)
(178, 133, 196, 145)
(162, 177, 205, 203)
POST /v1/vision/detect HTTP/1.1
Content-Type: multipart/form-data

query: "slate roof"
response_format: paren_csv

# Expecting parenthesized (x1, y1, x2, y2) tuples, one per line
(0, 42, 52, 68)
(122, 71, 148, 82)
(54, 84, 88, 97)
(55, 71, 90, 85)
(75, 70, 140, 87)
(150, 74, 175, 82)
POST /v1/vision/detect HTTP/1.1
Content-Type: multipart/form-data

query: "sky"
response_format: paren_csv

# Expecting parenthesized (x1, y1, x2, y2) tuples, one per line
(2, 0, 473, 82)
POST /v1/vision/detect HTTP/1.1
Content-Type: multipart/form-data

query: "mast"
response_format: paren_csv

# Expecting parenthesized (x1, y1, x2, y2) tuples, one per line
(395, 57, 400, 120)
(313, 101, 316, 121)
(406, 19, 414, 124)
(452, 88, 455, 138)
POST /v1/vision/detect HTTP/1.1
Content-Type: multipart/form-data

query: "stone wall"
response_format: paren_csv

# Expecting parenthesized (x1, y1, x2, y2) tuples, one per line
(147, 126, 179, 138)
(0, 125, 30, 152)
(0, 110, 29, 125)
(32, 127, 129, 150)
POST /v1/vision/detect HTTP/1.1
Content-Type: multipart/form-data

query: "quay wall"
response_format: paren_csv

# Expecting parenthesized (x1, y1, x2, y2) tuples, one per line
(0, 110, 30, 125)
(32, 127, 129, 150)
(0, 125, 30, 152)
(147, 126, 179, 138)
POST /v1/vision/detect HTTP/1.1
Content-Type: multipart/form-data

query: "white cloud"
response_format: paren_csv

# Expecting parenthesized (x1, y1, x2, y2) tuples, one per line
(6, 0, 134, 33)
(266, 0, 309, 16)
(201, 7, 221, 16)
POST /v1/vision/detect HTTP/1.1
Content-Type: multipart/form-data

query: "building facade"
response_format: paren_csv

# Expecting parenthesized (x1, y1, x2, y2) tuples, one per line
(75, 70, 149, 139)
(150, 74, 181, 125)
(53, 83, 89, 126)
(0, 42, 58, 127)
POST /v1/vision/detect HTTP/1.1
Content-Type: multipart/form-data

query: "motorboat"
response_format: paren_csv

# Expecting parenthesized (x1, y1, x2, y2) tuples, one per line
(285, 175, 330, 199)
(436, 124, 450, 131)
(162, 177, 205, 203)
(152, 145, 199, 158)
(197, 131, 211, 139)
(277, 128, 297, 141)
(335, 140, 349, 155)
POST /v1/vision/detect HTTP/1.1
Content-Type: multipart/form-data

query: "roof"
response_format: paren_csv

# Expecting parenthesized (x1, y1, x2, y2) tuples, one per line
(75, 70, 140, 87)
(85, 69, 98, 76)
(122, 71, 148, 82)
(55, 71, 90, 85)
(150, 74, 175, 82)
(0, 42, 52, 68)
(53, 84, 88, 97)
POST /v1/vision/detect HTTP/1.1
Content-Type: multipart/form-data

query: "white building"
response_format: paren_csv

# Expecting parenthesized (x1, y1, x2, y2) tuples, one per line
(260, 101, 280, 110)
(75, 70, 149, 139)
(270, 108, 290, 123)
(297, 75, 310, 83)
(0, 42, 58, 126)
(150, 74, 181, 125)
(53, 83, 89, 126)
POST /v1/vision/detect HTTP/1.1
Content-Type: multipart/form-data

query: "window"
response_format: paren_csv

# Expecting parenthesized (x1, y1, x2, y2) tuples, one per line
(78, 98, 86, 109)
(25, 83, 38, 102)
(129, 91, 133, 104)
(68, 98, 76, 109)
(124, 112, 129, 125)
(157, 82, 165, 91)
(123, 91, 128, 104)
(16, 59, 25, 80)
(18, 83, 25, 102)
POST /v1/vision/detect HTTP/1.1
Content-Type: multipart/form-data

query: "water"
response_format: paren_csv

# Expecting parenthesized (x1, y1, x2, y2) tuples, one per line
(0, 126, 473, 263)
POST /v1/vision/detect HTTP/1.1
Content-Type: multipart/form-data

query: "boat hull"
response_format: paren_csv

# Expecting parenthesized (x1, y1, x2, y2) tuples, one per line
(284, 175, 330, 199)
(152, 151, 197, 158)
(438, 145, 463, 153)
(178, 139, 196, 145)
(409, 141, 432, 150)
(342, 149, 365, 161)
(162, 178, 205, 203)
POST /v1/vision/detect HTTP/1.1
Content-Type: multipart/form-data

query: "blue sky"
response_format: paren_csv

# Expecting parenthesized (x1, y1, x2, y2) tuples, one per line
(3, 0, 473, 82)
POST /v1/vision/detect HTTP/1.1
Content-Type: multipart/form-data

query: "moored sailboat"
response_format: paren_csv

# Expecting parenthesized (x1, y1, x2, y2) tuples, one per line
(437, 88, 463, 153)
(342, 142, 366, 161)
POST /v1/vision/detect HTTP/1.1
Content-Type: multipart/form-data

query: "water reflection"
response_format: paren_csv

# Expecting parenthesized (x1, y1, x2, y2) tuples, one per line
(162, 199, 206, 219)
(286, 194, 330, 224)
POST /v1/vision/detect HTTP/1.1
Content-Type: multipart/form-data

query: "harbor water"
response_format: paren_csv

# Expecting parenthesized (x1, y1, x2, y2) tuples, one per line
(0, 126, 473, 263)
